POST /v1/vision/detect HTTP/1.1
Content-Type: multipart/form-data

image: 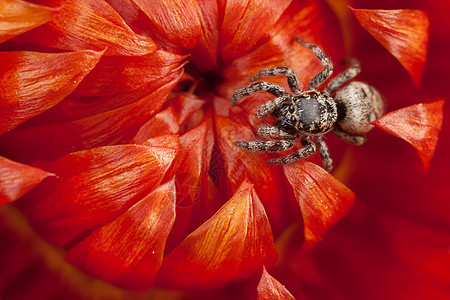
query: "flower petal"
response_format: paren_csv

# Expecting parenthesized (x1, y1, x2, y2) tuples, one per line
(257, 266, 296, 300)
(130, 0, 201, 49)
(0, 0, 53, 44)
(0, 156, 54, 205)
(0, 50, 102, 135)
(72, 50, 186, 97)
(284, 161, 355, 242)
(157, 178, 277, 289)
(219, 0, 292, 61)
(15, 142, 178, 247)
(65, 179, 176, 290)
(0, 74, 181, 162)
(22, 0, 156, 56)
(215, 115, 294, 233)
(372, 100, 444, 172)
(351, 8, 429, 88)
(132, 106, 179, 144)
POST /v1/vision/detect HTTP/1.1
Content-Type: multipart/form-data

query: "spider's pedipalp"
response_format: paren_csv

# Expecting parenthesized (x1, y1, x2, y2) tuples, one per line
(257, 94, 290, 119)
(231, 81, 285, 106)
(251, 67, 300, 93)
(235, 139, 295, 152)
(294, 36, 333, 90)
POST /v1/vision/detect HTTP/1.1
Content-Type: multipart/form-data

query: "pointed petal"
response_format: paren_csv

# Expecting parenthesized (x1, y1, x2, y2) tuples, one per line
(220, 0, 293, 61)
(0, 0, 53, 44)
(215, 115, 291, 233)
(0, 74, 182, 162)
(22, 0, 156, 56)
(257, 267, 296, 300)
(372, 100, 444, 172)
(351, 8, 429, 88)
(284, 161, 355, 242)
(0, 156, 54, 205)
(0, 50, 103, 135)
(66, 179, 176, 290)
(132, 106, 179, 144)
(157, 178, 277, 289)
(16, 142, 178, 247)
(130, 0, 201, 49)
(170, 93, 206, 126)
(72, 50, 186, 97)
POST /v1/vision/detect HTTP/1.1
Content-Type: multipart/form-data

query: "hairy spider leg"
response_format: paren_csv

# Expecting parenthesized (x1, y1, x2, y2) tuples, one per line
(257, 124, 296, 139)
(235, 139, 295, 152)
(257, 93, 291, 119)
(231, 81, 285, 105)
(294, 36, 333, 90)
(250, 66, 301, 93)
(267, 137, 316, 164)
(325, 59, 361, 95)
(332, 127, 366, 146)
(315, 136, 333, 171)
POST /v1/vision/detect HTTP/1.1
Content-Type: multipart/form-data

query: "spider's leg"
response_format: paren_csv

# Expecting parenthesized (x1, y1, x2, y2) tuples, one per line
(235, 139, 295, 152)
(232, 81, 285, 106)
(250, 67, 300, 93)
(257, 124, 296, 139)
(257, 94, 290, 118)
(267, 136, 316, 164)
(315, 136, 333, 171)
(294, 36, 333, 90)
(332, 127, 366, 146)
(325, 59, 361, 95)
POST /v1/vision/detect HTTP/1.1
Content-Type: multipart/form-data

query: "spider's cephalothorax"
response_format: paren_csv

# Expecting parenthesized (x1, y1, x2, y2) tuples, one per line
(231, 37, 384, 172)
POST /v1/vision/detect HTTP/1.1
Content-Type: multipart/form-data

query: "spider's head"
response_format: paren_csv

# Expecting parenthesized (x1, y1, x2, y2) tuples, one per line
(276, 92, 338, 136)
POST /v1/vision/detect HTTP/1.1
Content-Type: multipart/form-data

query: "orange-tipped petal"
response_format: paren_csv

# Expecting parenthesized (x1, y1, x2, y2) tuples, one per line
(351, 8, 429, 88)
(132, 106, 179, 144)
(0, 156, 54, 205)
(372, 100, 444, 172)
(215, 115, 291, 233)
(0, 74, 181, 162)
(65, 179, 176, 290)
(157, 178, 277, 289)
(16, 142, 178, 247)
(23, 0, 156, 56)
(257, 267, 296, 300)
(220, 0, 292, 61)
(0, 50, 103, 135)
(130, 0, 201, 50)
(73, 50, 186, 97)
(0, 0, 53, 44)
(284, 161, 355, 242)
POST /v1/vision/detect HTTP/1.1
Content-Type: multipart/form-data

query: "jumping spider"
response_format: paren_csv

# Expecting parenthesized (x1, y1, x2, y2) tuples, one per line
(231, 37, 384, 172)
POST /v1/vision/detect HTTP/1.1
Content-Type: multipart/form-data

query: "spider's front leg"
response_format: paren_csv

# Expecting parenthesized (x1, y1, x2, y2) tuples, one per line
(257, 124, 296, 139)
(257, 93, 291, 119)
(294, 37, 333, 90)
(268, 136, 316, 164)
(250, 66, 301, 93)
(232, 81, 285, 106)
(235, 139, 295, 152)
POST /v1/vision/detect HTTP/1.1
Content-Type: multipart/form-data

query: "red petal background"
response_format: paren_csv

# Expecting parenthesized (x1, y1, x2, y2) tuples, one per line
(0, 50, 102, 135)
(351, 8, 429, 88)
(0, 156, 53, 205)
(157, 178, 277, 289)
(373, 100, 444, 171)
(0, 0, 53, 44)
(16, 143, 177, 247)
(66, 179, 176, 290)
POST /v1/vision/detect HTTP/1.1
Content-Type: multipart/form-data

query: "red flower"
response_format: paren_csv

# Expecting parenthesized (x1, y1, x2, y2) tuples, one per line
(0, 0, 447, 299)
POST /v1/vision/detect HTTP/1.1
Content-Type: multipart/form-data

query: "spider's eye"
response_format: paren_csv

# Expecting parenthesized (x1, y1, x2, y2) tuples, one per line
(290, 115, 297, 123)
(288, 104, 295, 112)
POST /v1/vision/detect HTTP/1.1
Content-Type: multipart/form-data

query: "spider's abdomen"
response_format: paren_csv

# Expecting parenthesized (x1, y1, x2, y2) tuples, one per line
(334, 81, 384, 136)
(294, 91, 337, 135)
